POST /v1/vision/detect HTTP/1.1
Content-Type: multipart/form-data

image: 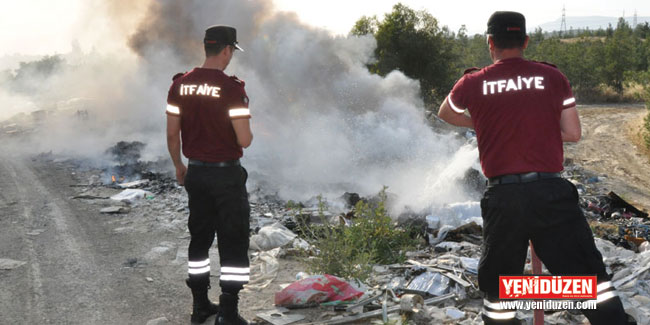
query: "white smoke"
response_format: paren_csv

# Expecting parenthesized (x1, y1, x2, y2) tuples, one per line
(1, 0, 480, 213)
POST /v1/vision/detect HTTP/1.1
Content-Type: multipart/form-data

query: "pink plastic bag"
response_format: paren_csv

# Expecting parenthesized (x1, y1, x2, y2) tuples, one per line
(274, 274, 364, 307)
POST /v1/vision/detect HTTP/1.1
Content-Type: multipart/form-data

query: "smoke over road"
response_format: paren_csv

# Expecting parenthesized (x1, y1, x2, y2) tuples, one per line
(2, 0, 479, 213)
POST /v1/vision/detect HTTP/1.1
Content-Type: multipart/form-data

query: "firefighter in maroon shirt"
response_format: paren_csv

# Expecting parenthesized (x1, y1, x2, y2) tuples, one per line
(439, 12, 630, 325)
(166, 25, 252, 325)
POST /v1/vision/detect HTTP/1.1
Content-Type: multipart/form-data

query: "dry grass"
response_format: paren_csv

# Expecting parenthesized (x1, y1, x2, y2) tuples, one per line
(559, 36, 606, 43)
(625, 110, 650, 163)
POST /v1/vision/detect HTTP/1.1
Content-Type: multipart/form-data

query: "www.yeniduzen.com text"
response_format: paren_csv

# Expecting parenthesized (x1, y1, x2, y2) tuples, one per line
(500, 300, 597, 310)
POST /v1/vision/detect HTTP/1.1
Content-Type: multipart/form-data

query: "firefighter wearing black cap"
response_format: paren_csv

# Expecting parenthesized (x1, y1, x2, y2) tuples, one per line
(438, 11, 632, 325)
(166, 25, 252, 325)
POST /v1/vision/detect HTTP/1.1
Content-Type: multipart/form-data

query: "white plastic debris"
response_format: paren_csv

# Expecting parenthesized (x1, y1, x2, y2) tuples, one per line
(250, 222, 297, 251)
(460, 257, 479, 275)
(100, 206, 129, 214)
(110, 189, 153, 203)
(435, 241, 463, 252)
(430, 201, 482, 228)
(406, 272, 450, 296)
(429, 225, 454, 246)
(445, 307, 466, 320)
(594, 238, 635, 262)
(296, 272, 310, 280)
(426, 215, 440, 230)
(292, 238, 310, 251)
(0, 258, 26, 270)
(145, 317, 169, 325)
(117, 179, 149, 188)
(245, 248, 281, 291)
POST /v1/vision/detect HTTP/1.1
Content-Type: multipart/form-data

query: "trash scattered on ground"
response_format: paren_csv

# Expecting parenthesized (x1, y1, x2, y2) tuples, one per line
(250, 223, 297, 251)
(274, 274, 364, 307)
(43, 142, 650, 325)
(117, 179, 150, 189)
(100, 206, 130, 214)
(0, 258, 27, 270)
(144, 316, 169, 325)
(110, 189, 154, 203)
(256, 307, 305, 325)
(246, 248, 281, 291)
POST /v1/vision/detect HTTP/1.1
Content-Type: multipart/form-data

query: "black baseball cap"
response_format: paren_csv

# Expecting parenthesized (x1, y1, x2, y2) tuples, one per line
(204, 25, 244, 51)
(487, 11, 526, 36)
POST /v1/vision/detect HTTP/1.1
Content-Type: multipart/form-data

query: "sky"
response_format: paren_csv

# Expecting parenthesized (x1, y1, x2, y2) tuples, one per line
(0, 0, 649, 57)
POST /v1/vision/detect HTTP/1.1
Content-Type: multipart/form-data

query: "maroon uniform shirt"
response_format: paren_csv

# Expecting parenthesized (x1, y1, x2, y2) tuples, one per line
(166, 67, 251, 162)
(448, 57, 576, 178)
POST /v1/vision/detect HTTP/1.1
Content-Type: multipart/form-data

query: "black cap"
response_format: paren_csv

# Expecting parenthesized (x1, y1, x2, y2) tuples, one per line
(487, 11, 526, 36)
(204, 25, 244, 51)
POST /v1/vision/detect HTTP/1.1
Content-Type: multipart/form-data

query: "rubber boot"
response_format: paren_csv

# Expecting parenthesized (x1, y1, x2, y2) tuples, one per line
(214, 293, 248, 325)
(186, 278, 219, 324)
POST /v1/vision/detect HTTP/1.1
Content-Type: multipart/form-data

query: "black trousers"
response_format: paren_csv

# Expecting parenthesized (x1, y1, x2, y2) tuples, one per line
(184, 164, 250, 295)
(479, 178, 628, 325)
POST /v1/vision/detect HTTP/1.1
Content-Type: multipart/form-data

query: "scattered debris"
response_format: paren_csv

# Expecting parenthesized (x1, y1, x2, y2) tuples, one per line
(246, 248, 281, 291)
(72, 194, 109, 200)
(40, 142, 650, 324)
(100, 206, 130, 214)
(445, 307, 466, 320)
(117, 179, 150, 189)
(256, 307, 305, 325)
(306, 293, 456, 325)
(274, 275, 364, 307)
(250, 223, 297, 251)
(110, 189, 154, 203)
(0, 258, 27, 270)
(145, 316, 169, 325)
(25, 229, 46, 236)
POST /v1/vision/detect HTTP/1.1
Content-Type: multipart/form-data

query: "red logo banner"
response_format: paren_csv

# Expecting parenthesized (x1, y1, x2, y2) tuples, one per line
(499, 276, 597, 299)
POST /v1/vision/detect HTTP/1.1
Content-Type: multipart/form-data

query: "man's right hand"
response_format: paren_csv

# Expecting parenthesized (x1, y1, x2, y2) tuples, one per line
(175, 164, 187, 186)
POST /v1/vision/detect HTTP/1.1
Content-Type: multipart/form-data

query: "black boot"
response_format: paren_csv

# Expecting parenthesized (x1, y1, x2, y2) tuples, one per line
(186, 278, 219, 324)
(215, 293, 248, 325)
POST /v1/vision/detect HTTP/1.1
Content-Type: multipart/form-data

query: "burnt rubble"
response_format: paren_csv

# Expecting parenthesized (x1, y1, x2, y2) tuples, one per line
(45, 141, 650, 325)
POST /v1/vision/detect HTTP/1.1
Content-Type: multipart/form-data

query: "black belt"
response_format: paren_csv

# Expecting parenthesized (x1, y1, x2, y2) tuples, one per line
(188, 159, 240, 167)
(488, 172, 561, 186)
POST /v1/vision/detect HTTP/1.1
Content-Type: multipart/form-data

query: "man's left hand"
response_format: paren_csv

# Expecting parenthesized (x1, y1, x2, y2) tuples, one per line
(175, 164, 187, 186)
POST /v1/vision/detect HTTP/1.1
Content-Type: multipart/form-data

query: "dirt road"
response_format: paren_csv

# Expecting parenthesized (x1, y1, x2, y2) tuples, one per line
(0, 156, 188, 324)
(564, 104, 650, 211)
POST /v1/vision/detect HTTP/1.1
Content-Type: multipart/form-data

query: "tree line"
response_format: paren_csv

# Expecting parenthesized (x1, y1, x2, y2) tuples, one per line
(351, 3, 650, 106)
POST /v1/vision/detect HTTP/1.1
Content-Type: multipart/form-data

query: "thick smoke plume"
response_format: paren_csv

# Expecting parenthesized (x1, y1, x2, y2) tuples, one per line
(2, 0, 479, 213)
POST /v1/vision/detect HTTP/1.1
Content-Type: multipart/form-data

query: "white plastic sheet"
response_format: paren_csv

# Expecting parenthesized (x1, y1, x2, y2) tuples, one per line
(110, 189, 153, 203)
(250, 222, 297, 251)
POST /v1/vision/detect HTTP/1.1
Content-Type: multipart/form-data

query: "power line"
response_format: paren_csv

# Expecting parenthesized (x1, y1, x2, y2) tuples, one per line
(560, 5, 566, 36)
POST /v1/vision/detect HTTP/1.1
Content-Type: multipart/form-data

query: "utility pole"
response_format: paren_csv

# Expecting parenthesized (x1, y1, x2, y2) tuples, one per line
(560, 5, 566, 37)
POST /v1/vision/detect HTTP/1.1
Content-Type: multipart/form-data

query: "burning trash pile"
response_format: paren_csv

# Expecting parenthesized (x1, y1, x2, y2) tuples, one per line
(55, 141, 650, 324)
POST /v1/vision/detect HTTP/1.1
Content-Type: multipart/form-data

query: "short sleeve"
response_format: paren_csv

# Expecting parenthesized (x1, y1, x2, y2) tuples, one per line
(448, 75, 471, 114)
(228, 85, 251, 120)
(166, 81, 181, 116)
(558, 73, 576, 109)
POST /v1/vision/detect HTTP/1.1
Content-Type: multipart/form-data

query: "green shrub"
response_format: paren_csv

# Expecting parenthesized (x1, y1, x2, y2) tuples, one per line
(303, 189, 417, 281)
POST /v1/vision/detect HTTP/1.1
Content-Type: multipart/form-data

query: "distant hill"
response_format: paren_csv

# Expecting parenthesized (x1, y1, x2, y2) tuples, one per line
(537, 16, 650, 32)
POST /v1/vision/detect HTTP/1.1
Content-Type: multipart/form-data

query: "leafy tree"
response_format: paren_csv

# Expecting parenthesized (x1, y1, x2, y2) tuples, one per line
(350, 15, 378, 36)
(603, 18, 637, 93)
(10, 55, 64, 94)
(634, 22, 650, 39)
(351, 3, 456, 105)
